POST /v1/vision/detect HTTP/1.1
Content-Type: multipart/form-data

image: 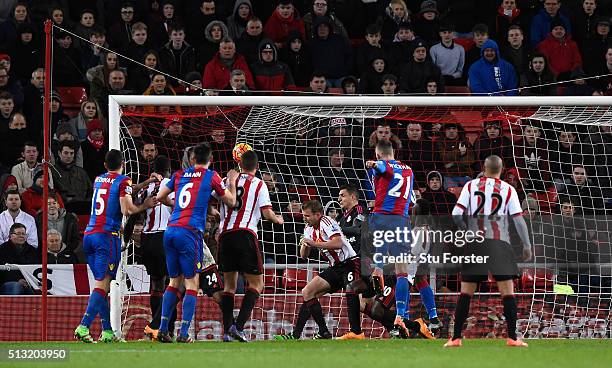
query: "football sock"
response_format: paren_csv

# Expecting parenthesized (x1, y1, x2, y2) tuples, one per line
(307, 298, 329, 334)
(293, 302, 312, 338)
(345, 292, 362, 334)
(221, 292, 235, 334)
(179, 290, 197, 337)
(97, 291, 112, 331)
(416, 279, 438, 319)
(395, 274, 410, 319)
(503, 295, 518, 340)
(159, 286, 181, 333)
(149, 291, 163, 329)
(80, 288, 106, 328)
(452, 293, 472, 340)
(236, 288, 260, 331)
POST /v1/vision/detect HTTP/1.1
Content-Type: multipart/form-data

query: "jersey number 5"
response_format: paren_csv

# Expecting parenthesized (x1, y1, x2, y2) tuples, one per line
(94, 189, 107, 216)
(389, 173, 411, 199)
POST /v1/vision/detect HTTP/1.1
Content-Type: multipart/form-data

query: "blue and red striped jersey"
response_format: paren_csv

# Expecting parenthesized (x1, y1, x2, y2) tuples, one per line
(165, 166, 226, 232)
(85, 172, 132, 234)
(371, 159, 414, 217)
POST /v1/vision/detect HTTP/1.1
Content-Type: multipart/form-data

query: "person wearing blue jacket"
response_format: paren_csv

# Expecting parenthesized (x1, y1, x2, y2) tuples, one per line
(468, 39, 518, 96)
(529, 0, 571, 47)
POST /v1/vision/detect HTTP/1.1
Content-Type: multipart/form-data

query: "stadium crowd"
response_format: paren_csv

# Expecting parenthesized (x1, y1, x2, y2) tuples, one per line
(0, 0, 611, 295)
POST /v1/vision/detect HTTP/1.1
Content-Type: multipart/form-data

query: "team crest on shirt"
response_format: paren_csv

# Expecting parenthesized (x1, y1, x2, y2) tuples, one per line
(125, 183, 133, 194)
(109, 264, 115, 270)
(197, 262, 201, 269)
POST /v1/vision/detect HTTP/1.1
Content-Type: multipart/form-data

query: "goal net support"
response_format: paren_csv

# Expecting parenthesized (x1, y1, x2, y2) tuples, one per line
(108, 95, 611, 340)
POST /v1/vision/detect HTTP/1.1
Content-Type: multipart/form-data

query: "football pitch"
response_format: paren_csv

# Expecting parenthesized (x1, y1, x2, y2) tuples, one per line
(1, 340, 611, 368)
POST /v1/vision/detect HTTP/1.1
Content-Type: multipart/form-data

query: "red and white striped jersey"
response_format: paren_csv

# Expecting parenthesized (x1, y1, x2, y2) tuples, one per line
(217, 173, 272, 236)
(143, 178, 173, 234)
(453, 177, 523, 242)
(304, 216, 356, 266)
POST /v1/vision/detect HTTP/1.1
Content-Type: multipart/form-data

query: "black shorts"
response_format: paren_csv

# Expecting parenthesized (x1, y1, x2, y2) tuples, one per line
(218, 230, 263, 275)
(374, 275, 397, 310)
(141, 232, 167, 278)
(460, 239, 519, 283)
(199, 264, 224, 297)
(319, 257, 361, 294)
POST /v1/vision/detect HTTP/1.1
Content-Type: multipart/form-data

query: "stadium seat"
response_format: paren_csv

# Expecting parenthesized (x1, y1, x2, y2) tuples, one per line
(288, 186, 318, 202)
(264, 268, 278, 292)
(447, 186, 462, 198)
(444, 86, 471, 95)
(531, 186, 558, 214)
(282, 268, 311, 290)
(77, 215, 89, 234)
(450, 110, 483, 133)
(56, 87, 87, 109)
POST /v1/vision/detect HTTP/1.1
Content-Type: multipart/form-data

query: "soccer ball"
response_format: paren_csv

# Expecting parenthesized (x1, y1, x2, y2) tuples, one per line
(232, 143, 252, 163)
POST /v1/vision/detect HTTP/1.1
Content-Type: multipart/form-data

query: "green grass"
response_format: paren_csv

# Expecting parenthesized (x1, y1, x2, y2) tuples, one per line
(1, 340, 611, 368)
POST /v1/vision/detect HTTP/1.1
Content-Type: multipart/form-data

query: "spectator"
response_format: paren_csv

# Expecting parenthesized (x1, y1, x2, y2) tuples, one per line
(435, 122, 475, 188)
(92, 69, 132, 118)
(184, 71, 204, 95)
(49, 91, 70, 137)
(11, 141, 53, 194)
(520, 52, 557, 95)
(22, 68, 43, 141)
(206, 127, 234, 175)
(430, 22, 465, 86)
(49, 5, 68, 28)
(2, 112, 30, 167)
(303, 0, 348, 41)
(137, 141, 158, 184)
(143, 73, 177, 97)
(468, 39, 518, 95)
(279, 31, 312, 88)
(366, 121, 401, 159)
(52, 31, 84, 87)
(107, 2, 137, 51)
(73, 9, 98, 47)
(80, 27, 108, 74)
(185, 0, 220, 47)
(62, 1, 104, 27)
(130, 50, 160, 94)
(46, 229, 78, 264)
(413, 0, 440, 45)
(473, 119, 513, 168)
(381, 0, 411, 43)
(51, 122, 84, 169)
(421, 171, 457, 214)
(570, 0, 598, 48)
(582, 17, 610, 77)
(505, 167, 527, 204)
(0, 174, 17, 212)
(81, 118, 107, 180)
(0, 1, 29, 46)
(68, 100, 101, 142)
(159, 117, 193, 171)
(20, 169, 64, 217)
(341, 75, 357, 94)
(358, 51, 389, 94)
(0, 65, 23, 108)
(561, 165, 605, 215)
(0, 1, 17, 25)
(400, 122, 437, 188)
(126, 120, 145, 151)
(399, 39, 442, 93)
(0, 223, 38, 295)
(87, 52, 126, 106)
(227, 0, 253, 41)
(310, 16, 352, 87)
(158, 24, 196, 86)
(530, 0, 571, 47)
(501, 25, 533, 79)
(564, 67, 601, 96)
(588, 124, 612, 193)
(203, 38, 254, 90)
(381, 74, 399, 95)
(4, 23, 40, 87)
(0, 91, 15, 137)
(315, 148, 362, 204)
(304, 70, 328, 93)
(251, 40, 295, 92)
(149, 0, 180, 48)
(264, 0, 306, 49)
(51, 141, 93, 214)
(513, 123, 552, 192)
(123, 22, 151, 73)
(0, 191, 37, 247)
(464, 23, 490, 79)
(386, 21, 415, 72)
(237, 17, 266, 66)
(220, 68, 251, 95)
(549, 130, 593, 189)
(354, 23, 385, 76)
(494, 0, 530, 44)
(537, 19, 582, 80)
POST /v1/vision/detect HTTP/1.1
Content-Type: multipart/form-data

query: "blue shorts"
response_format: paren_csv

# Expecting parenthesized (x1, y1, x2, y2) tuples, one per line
(83, 232, 121, 281)
(163, 226, 203, 279)
(369, 213, 412, 257)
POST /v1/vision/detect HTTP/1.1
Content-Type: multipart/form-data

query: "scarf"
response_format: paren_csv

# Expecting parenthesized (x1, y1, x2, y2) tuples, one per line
(87, 135, 104, 149)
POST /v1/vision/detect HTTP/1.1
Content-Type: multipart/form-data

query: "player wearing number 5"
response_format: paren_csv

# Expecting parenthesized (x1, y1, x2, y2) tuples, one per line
(216, 151, 284, 342)
(75, 150, 155, 343)
(365, 140, 415, 339)
(155, 143, 238, 343)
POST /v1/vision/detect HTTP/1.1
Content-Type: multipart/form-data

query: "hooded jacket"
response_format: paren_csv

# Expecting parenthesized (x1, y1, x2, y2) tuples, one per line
(536, 33, 582, 76)
(473, 124, 513, 166)
(202, 50, 254, 90)
(421, 171, 457, 215)
(310, 16, 352, 79)
(263, 6, 305, 46)
(250, 40, 295, 92)
(358, 51, 389, 94)
(279, 31, 312, 87)
(468, 39, 518, 96)
(197, 21, 231, 70)
(226, 0, 252, 41)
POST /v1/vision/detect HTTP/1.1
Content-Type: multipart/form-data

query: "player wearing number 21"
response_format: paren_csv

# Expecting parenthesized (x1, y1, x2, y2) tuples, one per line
(155, 143, 238, 343)
(365, 140, 415, 339)
(75, 150, 156, 343)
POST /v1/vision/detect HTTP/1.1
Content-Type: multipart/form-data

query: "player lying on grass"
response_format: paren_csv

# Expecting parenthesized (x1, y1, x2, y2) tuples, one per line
(274, 200, 361, 340)
(75, 150, 156, 343)
(444, 155, 531, 348)
(155, 143, 238, 343)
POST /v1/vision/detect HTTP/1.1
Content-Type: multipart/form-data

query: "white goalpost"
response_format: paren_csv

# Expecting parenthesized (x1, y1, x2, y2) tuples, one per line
(108, 95, 611, 340)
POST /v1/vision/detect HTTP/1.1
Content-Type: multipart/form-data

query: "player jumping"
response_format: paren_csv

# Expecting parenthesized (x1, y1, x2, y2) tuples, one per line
(75, 150, 154, 343)
(216, 151, 284, 342)
(274, 200, 360, 340)
(155, 143, 237, 343)
(444, 155, 531, 348)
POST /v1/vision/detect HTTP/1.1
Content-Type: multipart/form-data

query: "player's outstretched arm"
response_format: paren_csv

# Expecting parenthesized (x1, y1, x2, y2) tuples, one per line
(156, 185, 174, 207)
(218, 169, 239, 208)
(132, 173, 162, 193)
(120, 195, 156, 216)
(262, 208, 284, 224)
(303, 236, 343, 250)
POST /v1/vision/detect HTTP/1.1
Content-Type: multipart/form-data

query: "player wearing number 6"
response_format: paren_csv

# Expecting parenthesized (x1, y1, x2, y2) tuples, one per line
(155, 143, 238, 343)
(75, 150, 154, 343)
(365, 140, 415, 339)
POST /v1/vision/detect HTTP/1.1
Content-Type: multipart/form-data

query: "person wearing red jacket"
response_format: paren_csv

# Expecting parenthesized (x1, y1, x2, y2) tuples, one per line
(250, 40, 296, 92)
(203, 38, 255, 90)
(263, 0, 305, 49)
(537, 18, 582, 81)
(21, 169, 65, 217)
